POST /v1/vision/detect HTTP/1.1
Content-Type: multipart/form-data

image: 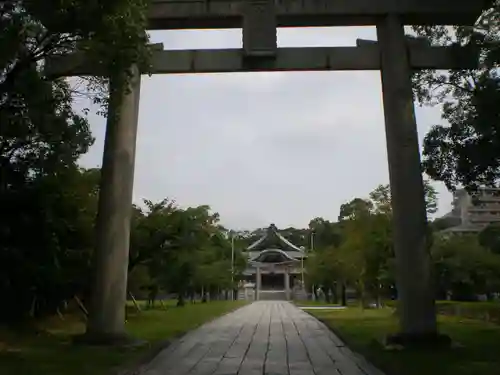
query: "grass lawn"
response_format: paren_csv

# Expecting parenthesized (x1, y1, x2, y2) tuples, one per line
(0, 300, 246, 375)
(311, 308, 500, 375)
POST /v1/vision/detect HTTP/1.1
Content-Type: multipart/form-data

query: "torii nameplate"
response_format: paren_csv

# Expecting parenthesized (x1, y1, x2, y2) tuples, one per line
(242, 0, 277, 58)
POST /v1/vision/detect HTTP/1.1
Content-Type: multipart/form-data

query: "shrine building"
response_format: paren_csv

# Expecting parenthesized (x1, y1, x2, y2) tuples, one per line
(241, 224, 307, 300)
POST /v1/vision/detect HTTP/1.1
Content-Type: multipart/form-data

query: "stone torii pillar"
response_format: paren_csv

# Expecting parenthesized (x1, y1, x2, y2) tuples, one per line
(376, 15, 438, 343)
(84, 64, 142, 343)
(60, 44, 161, 343)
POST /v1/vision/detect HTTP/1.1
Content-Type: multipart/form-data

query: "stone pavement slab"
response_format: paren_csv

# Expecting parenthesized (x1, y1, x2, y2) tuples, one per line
(141, 301, 384, 375)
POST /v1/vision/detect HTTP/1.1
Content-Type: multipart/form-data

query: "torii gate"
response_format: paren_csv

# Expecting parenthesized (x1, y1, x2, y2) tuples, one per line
(46, 0, 491, 344)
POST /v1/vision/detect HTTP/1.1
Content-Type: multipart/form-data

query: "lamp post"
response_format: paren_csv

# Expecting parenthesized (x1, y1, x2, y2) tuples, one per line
(300, 246, 305, 290)
(310, 231, 315, 300)
(231, 233, 236, 300)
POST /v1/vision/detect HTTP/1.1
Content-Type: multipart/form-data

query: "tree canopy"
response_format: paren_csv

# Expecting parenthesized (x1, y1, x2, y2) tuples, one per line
(413, 3, 500, 191)
(306, 181, 500, 306)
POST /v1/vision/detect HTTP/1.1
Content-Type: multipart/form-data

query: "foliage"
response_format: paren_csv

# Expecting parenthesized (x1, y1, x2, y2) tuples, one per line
(305, 246, 341, 301)
(431, 234, 500, 300)
(308, 217, 342, 249)
(307, 178, 500, 307)
(478, 223, 500, 254)
(338, 198, 373, 221)
(337, 208, 394, 304)
(367, 181, 438, 217)
(333, 182, 436, 302)
(339, 181, 437, 221)
(306, 184, 400, 305)
(413, 3, 500, 191)
(129, 200, 247, 305)
(2, 0, 152, 110)
(0, 168, 99, 322)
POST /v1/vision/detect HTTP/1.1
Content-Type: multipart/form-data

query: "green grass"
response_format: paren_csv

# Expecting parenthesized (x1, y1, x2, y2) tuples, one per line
(311, 307, 500, 375)
(0, 300, 246, 375)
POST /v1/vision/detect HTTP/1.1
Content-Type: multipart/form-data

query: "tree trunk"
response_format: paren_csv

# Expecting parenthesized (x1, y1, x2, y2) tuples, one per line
(341, 283, 347, 306)
(376, 283, 383, 308)
(201, 286, 207, 303)
(358, 281, 367, 310)
(325, 289, 331, 304)
(177, 294, 185, 307)
(148, 286, 158, 308)
(331, 283, 339, 304)
(188, 289, 195, 304)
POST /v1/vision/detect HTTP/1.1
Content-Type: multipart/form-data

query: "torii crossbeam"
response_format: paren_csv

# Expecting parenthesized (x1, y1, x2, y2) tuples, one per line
(58, 0, 492, 345)
(46, 43, 477, 76)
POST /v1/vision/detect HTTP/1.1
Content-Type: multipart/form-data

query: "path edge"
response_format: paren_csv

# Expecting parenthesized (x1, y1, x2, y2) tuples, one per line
(113, 301, 251, 375)
(302, 309, 387, 375)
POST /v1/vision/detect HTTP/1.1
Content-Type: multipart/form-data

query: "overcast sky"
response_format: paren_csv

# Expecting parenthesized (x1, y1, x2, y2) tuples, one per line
(77, 26, 453, 230)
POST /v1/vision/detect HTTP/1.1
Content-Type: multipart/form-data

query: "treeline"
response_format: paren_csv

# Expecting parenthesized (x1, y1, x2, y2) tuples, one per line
(127, 199, 247, 306)
(305, 184, 500, 305)
(0, 161, 247, 322)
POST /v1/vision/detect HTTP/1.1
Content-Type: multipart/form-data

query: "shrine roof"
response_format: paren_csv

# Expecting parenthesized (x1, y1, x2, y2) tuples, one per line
(249, 249, 299, 264)
(247, 224, 304, 254)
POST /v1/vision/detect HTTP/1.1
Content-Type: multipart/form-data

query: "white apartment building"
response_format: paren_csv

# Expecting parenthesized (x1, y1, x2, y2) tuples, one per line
(442, 187, 500, 234)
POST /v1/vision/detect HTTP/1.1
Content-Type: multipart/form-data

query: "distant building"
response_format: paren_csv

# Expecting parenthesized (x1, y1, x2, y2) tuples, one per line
(441, 187, 500, 234)
(241, 224, 307, 301)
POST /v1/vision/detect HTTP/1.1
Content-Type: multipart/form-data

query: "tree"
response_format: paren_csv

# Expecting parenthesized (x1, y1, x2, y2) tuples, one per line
(128, 201, 245, 306)
(431, 234, 500, 300)
(305, 247, 342, 303)
(4, 0, 152, 105)
(308, 218, 342, 250)
(280, 227, 310, 249)
(413, 3, 500, 191)
(369, 185, 392, 215)
(338, 199, 373, 221)
(0, 168, 99, 322)
(478, 223, 500, 255)
(367, 181, 438, 217)
(337, 209, 394, 307)
(128, 199, 179, 274)
(334, 181, 438, 307)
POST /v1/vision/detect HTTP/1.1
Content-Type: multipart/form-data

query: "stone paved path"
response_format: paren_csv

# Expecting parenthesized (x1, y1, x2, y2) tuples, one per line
(141, 301, 384, 375)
